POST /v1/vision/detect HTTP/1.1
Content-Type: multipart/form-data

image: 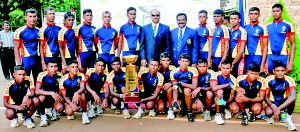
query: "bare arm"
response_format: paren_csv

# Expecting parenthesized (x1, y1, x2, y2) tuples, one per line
(207, 37, 212, 67)
(278, 88, 296, 110)
(248, 90, 265, 103)
(14, 40, 21, 65)
(221, 40, 229, 62)
(232, 41, 245, 65)
(141, 87, 161, 102)
(287, 34, 296, 73)
(211, 81, 230, 91)
(261, 37, 268, 72)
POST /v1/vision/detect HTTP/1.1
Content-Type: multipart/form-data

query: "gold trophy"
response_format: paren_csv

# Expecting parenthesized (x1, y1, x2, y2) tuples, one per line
(122, 55, 139, 103)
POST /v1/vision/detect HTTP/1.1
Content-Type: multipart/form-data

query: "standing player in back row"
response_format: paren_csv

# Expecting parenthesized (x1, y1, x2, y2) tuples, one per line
(244, 7, 268, 73)
(266, 3, 295, 74)
(75, 9, 97, 73)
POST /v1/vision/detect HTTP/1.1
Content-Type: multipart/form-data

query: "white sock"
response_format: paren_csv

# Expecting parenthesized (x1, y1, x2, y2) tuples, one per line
(82, 112, 88, 117)
(41, 114, 47, 119)
(287, 114, 292, 119)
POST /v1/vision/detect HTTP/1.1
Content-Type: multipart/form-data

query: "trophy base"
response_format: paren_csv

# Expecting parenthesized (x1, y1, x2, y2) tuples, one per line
(124, 93, 139, 103)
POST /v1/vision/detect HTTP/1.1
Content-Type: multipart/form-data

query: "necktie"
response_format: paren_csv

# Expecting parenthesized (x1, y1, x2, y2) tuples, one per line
(153, 25, 157, 37)
(177, 29, 183, 51)
(179, 29, 182, 41)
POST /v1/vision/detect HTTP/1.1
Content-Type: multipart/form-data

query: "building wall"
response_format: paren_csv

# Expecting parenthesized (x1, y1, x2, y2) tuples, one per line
(246, 0, 300, 35)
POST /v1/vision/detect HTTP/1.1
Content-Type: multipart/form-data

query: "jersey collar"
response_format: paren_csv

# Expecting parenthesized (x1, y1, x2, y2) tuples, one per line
(273, 18, 283, 23)
(250, 21, 259, 26)
(216, 22, 223, 27)
(83, 21, 92, 26)
(26, 23, 35, 29)
(231, 25, 240, 31)
(199, 23, 207, 27)
(65, 25, 72, 29)
(47, 22, 55, 26)
(179, 68, 188, 72)
(103, 24, 111, 28)
(128, 21, 136, 25)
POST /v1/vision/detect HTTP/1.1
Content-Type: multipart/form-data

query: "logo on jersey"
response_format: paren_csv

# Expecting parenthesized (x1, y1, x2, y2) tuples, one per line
(112, 32, 115, 39)
(137, 27, 141, 33)
(187, 39, 191, 45)
(202, 29, 207, 36)
(153, 79, 157, 86)
(281, 26, 286, 34)
(188, 73, 192, 80)
(233, 33, 238, 40)
(216, 30, 220, 38)
(254, 28, 260, 36)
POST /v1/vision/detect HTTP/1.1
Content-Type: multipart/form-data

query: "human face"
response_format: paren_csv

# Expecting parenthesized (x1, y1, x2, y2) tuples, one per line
(178, 58, 190, 70)
(64, 16, 74, 27)
(247, 70, 259, 82)
(213, 14, 223, 25)
(83, 12, 93, 23)
(220, 64, 231, 77)
(177, 15, 187, 29)
(102, 13, 111, 24)
(272, 7, 282, 20)
(198, 13, 207, 25)
(112, 62, 120, 72)
(95, 61, 105, 74)
(127, 10, 136, 22)
(2, 23, 10, 31)
(45, 10, 55, 22)
(230, 15, 240, 27)
(13, 70, 26, 84)
(68, 63, 79, 75)
(151, 10, 160, 24)
(273, 67, 285, 79)
(249, 10, 260, 23)
(197, 63, 208, 74)
(149, 61, 159, 74)
(47, 63, 58, 75)
(160, 57, 170, 69)
(25, 13, 37, 26)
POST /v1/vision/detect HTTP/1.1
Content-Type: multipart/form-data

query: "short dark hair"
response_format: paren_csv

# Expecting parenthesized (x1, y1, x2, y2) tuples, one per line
(249, 7, 260, 13)
(2, 21, 9, 26)
(111, 56, 121, 64)
(221, 59, 232, 66)
(197, 58, 208, 64)
(44, 7, 55, 15)
(248, 62, 260, 72)
(224, 16, 230, 21)
(198, 10, 208, 16)
(160, 52, 170, 59)
(83, 9, 92, 15)
(273, 61, 286, 70)
(127, 7, 136, 14)
(47, 59, 58, 65)
(95, 57, 106, 66)
(230, 11, 240, 19)
(64, 12, 74, 20)
(213, 9, 224, 16)
(272, 3, 283, 11)
(14, 65, 26, 72)
(178, 53, 190, 61)
(176, 13, 187, 20)
(67, 60, 78, 66)
(102, 11, 111, 16)
(25, 9, 37, 15)
(150, 57, 160, 64)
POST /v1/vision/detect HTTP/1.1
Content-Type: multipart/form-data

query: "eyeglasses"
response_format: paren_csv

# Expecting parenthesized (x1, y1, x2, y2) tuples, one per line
(152, 14, 160, 17)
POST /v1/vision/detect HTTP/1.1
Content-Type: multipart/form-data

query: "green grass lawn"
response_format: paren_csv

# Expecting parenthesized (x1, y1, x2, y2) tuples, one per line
(295, 92, 300, 113)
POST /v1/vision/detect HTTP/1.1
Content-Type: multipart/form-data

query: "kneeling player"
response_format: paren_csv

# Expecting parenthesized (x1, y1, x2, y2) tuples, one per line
(264, 61, 297, 131)
(36, 59, 64, 127)
(190, 58, 214, 121)
(210, 60, 238, 125)
(133, 58, 164, 119)
(3, 65, 39, 128)
(171, 53, 198, 122)
(59, 60, 90, 124)
(235, 62, 265, 125)
(85, 58, 109, 118)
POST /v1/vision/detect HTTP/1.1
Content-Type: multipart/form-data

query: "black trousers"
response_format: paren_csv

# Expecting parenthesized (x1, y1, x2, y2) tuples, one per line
(0, 47, 16, 78)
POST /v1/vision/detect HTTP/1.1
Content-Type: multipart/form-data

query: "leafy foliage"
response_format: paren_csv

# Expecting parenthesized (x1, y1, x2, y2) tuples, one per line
(8, 9, 25, 27)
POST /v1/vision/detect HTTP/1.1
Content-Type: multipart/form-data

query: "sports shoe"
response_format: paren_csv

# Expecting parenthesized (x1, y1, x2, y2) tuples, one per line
(45, 108, 52, 118)
(120, 101, 124, 109)
(167, 109, 175, 120)
(96, 105, 104, 114)
(67, 115, 75, 120)
(149, 109, 156, 117)
(215, 113, 225, 125)
(88, 108, 96, 118)
(39, 114, 48, 127)
(10, 118, 20, 128)
(241, 115, 248, 126)
(173, 101, 180, 111)
(35, 111, 41, 118)
(224, 109, 232, 119)
(179, 109, 187, 117)
(133, 107, 144, 119)
(187, 112, 194, 122)
(123, 109, 131, 119)
(115, 108, 121, 114)
(51, 110, 59, 121)
(248, 112, 256, 122)
(110, 104, 116, 110)
(204, 110, 212, 121)
(235, 112, 243, 119)
(23, 118, 35, 129)
(285, 115, 297, 131)
(266, 116, 274, 124)
(82, 113, 90, 125)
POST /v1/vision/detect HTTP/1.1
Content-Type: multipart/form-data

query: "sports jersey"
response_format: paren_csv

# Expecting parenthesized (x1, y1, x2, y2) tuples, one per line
(39, 23, 61, 57)
(138, 68, 164, 97)
(235, 75, 266, 99)
(75, 22, 96, 53)
(211, 23, 230, 57)
(36, 71, 62, 93)
(14, 24, 39, 57)
(196, 23, 213, 59)
(106, 69, 126, 94)
(170, 67, 198, 86)
(3, 76, 34, 105)
(266, 19, 294, 56)
(158, 65, 176, 84)
(94, 24, 118, 55)
(229, 26, 247, 59)
(86, 68, 108, 94)
(244, 22, 268, 56)
(198, 69, 213, 88)
(58, 25, 77, 59)
(119, 22, 142, 56)
(265, 75, 295, 103)
(59, 73, 86, 98)
(210, 71, 236, 100)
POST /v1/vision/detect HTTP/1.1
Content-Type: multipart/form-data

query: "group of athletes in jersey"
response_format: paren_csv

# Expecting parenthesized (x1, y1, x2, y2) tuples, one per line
(3, 2, 297, 131)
